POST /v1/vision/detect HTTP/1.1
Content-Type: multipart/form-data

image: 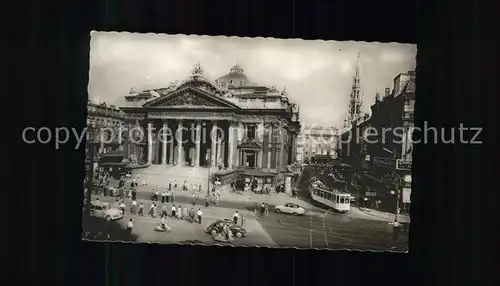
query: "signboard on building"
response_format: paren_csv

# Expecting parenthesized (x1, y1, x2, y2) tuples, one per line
(396, 159, 412, 170)
(373, 157, 396, 168)
(402, 188, 411, 203)
(365, 192, 377, 197)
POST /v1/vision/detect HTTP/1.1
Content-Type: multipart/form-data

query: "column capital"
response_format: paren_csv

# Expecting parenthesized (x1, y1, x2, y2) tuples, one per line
(228, 120, 239, 127)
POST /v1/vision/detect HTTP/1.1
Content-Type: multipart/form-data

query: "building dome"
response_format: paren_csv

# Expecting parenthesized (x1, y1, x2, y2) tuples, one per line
(217, 64, 251, 87)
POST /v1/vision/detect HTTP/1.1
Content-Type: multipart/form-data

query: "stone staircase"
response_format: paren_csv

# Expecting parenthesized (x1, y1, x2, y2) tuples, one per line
(130, 165, 217, 189)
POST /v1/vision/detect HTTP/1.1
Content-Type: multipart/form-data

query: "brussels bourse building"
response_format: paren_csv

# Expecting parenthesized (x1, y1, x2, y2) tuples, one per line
(115, 63, 301, 176)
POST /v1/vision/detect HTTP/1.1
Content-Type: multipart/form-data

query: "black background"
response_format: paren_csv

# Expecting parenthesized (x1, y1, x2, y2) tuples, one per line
(5, 0, 492, 285)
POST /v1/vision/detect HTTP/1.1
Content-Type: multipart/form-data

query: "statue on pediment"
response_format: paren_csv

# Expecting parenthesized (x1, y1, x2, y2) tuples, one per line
(269, 86, 278, 93)
(129, 87, 137, 94)
(192, 62, 204, 75)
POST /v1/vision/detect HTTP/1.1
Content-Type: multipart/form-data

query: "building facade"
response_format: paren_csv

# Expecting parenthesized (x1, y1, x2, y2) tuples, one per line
(338, 70, 415, 213)
(86, 101, 127, 159)
(118, 63, 301, 172)
(301, 126, 339, 162)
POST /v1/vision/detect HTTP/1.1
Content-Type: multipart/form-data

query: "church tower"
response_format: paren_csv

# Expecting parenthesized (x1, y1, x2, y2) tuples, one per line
(346, 53, 363, 124)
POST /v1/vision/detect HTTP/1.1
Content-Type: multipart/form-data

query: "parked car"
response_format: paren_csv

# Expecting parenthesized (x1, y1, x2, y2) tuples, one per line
(205, 219, 247, 238)
(275, 203, 306, 215)
(89, 201, 123, 221)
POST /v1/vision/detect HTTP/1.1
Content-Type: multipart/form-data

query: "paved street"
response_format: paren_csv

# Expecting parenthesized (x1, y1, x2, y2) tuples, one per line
(255, 211, 409, 251)
(92, 196, 277, 246)
(88, 195, 407, 250)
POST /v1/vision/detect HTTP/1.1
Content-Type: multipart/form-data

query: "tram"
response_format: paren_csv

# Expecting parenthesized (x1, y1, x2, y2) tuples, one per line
(309, 177, 351, 213)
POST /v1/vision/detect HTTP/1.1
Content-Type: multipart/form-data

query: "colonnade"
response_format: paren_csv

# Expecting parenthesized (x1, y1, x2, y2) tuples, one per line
(123, 118, 296, 170)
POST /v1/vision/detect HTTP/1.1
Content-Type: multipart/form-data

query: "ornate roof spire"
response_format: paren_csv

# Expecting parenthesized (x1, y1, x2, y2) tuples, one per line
(192, 62, 204, 75)
(355, 52, 361, 78)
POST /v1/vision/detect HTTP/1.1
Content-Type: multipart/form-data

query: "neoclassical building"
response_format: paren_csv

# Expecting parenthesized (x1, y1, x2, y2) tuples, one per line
(119, 63, 301, 173)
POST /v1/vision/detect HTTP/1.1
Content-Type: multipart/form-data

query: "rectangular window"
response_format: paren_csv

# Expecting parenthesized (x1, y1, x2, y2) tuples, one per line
(247, 125, 256, 140)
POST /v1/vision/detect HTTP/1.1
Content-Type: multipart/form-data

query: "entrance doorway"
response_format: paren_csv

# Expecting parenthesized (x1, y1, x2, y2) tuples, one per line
(246, 152, 256, 168)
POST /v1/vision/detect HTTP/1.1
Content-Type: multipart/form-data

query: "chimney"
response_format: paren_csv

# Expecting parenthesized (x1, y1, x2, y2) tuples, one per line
(385, 88, 390, 98)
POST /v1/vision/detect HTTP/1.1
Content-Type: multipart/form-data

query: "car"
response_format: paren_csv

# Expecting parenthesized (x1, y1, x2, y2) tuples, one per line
(205, 220, 247, 238)
(89, 201, 123, 221)
(275, 203, 306, 215)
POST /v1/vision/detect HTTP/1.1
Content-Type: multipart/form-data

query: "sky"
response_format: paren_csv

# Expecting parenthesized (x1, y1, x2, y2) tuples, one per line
(89, 32, 416, 128)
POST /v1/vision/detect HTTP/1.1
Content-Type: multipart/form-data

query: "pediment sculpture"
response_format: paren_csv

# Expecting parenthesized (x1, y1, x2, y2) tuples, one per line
(163, 92, 218, 107)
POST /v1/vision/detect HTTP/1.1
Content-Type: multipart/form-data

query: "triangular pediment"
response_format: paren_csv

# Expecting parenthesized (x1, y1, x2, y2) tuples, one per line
(143, 87, 240, 109)
(238, 138, 262, 149)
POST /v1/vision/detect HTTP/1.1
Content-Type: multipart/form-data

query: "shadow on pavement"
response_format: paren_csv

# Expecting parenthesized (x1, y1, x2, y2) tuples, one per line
(82, 215, 139, 242)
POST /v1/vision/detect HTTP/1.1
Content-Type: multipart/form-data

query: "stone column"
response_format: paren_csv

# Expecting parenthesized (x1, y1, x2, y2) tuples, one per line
(228, 122, 234, 168)
(195, 121, 201, 167)
(211, 122, 217, 167)
(176, 120, 183, 165)
(161, 121, 168, 164)
(278, 125, 285, 169)
(267, 125, 272, 169)
(169, 127, 174, 165)
(216, 138, 222, 166)
(257, 150, 262, 168)
(147, 122, 153, 163)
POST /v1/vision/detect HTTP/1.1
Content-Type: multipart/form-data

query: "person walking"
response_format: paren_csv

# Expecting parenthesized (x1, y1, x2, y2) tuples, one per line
(166, 190, 171, 203)
(154, 189, 160, 202)
(126, 219, 133, 235)
(176, 206, 182, 219)
(161, 204, 168, 218)
(131, 200, 137, 215)
(171, 204, 177, 219)
(171, 191, 176, 203)
(189, 207, 195, 223)
(392, 219, 401, 242)
(232, 211, 240, 225)
(161, 190, 166, 203)
(138, 202, 144, 216)
(182, 205, 188, 220)
(197, 208, 203, 224)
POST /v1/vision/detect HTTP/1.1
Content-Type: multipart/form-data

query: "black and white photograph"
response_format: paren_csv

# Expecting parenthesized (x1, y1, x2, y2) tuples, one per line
(83, 32, 416, 251)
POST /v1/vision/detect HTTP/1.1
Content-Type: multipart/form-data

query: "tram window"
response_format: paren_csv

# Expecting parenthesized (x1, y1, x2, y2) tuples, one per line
(340, 197, 345, 204)
(336, 196, 340, 203)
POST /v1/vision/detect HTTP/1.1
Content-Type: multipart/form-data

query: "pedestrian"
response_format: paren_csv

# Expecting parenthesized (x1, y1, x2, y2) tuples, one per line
(197, 208, 203, 224)
(192, 193, 197, 206)
(171, 191, 176, 203)
(131, 189, 137, 201)
(174, 180, 178, 188)
(126, 219, 133, 235)
(161, 190, 166, 203)
(152, 203, 157, 219)
(182, 205, 188, 220)
(155, 189, 160, 202)
(161, 204, 168, 218)
(166, 190, 171, 203)
(392, 220, 401, 242)
(264, 203, 269, 216)
(176, 206, 181, 219)
(232, 211, 240, 225)
(119, 201, 126, 214)
(138, 202, 144, 216)
(189, 207, 195, 223)
(131, 200, 137, 215)
(168, 182, 172, 191)
(171, 204, 177, 219)
(149, 202, 154, 217)
(205, 196, 209, 207)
